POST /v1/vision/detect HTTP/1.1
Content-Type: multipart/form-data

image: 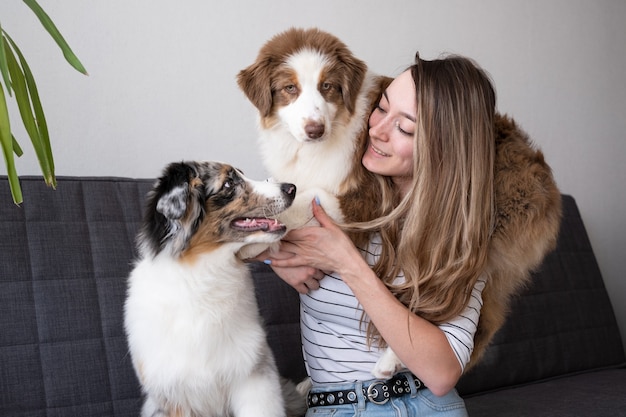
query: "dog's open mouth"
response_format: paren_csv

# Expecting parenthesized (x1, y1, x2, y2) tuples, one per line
(231, 218, 286, 234)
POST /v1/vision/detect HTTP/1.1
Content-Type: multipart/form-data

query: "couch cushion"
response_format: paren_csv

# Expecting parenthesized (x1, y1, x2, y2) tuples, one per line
(457, 195, 626, 395)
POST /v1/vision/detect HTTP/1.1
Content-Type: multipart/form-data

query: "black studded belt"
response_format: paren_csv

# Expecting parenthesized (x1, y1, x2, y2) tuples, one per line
(307, 373, 426, 407)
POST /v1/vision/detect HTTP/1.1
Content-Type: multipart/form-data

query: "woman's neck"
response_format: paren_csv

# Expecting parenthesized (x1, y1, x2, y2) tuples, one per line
(393, 176, 412, 199)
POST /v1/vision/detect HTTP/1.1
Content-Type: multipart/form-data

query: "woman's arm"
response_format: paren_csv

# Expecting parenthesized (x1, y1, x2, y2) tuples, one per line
(266, 200, 463, 396)
(343, 260, 463, 396)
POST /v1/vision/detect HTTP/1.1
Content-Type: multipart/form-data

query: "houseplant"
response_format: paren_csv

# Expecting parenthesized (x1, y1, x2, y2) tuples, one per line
(0, 0, 87, 204)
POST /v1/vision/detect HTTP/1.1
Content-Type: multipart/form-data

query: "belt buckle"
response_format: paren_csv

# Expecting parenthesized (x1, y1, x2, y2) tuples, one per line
(366, 380, 390, 405)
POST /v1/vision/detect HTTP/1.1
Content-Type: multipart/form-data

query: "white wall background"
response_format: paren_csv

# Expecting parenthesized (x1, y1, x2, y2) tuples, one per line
(1, 1, 625, 350)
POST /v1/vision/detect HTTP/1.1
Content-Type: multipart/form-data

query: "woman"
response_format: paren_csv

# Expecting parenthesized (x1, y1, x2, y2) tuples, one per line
(264, 53, 496, 416)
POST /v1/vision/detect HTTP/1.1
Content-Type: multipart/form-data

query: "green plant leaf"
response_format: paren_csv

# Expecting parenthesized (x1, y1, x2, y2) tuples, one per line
(3, 37, 38, 141)
(0, 83, 22, 204)
(3, 36, 55, 187)
(5, 33, 55, 186)
(22, 0, 88, 75)
(12, 135, 24, 157)
(0, 26, 13, 96)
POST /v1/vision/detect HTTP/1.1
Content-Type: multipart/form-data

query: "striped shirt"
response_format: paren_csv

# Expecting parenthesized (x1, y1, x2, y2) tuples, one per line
(300, 234, 486, 385)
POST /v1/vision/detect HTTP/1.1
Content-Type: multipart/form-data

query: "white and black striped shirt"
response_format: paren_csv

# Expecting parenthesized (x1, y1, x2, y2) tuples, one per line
(300, 234, 485, 385)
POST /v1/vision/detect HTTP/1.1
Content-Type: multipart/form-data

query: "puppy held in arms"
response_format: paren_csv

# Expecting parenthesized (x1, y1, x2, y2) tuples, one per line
(124, 161, 306, 417)
(237, 27, 401, 379)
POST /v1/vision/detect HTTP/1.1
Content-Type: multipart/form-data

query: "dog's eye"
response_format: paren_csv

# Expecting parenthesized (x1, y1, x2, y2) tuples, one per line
(221, 178, 242, 192)
(321, 82, 333, 91)
(284, 85, 297, 94)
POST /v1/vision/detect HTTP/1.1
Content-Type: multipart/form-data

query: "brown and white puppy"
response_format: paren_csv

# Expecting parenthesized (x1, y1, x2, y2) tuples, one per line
(124, 161, 306, 417)
(237, 27, 388, 237)
(238, 27, 401, 379)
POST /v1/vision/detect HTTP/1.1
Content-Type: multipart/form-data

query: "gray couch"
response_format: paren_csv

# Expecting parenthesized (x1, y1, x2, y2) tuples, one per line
(1, 176, 625, 417)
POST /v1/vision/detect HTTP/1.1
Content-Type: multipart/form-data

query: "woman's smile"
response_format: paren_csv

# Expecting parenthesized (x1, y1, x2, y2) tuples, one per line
(369, 142, 390, 157)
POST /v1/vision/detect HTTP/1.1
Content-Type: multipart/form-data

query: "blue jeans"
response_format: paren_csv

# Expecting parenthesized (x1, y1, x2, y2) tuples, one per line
(305, 373, 467, 417)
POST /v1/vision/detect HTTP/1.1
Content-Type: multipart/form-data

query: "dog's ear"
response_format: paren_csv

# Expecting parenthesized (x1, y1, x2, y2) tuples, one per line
(338, 54, 367, 115)
(154, 163, 198, 219)
(156, 184, 189, 220)
(139, 162, 204, 258)
(237, 58, 274, 117)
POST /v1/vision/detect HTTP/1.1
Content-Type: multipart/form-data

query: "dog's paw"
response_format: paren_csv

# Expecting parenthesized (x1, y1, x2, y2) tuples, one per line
(372, 347, 403, 379)
(295, 377, 312, 396)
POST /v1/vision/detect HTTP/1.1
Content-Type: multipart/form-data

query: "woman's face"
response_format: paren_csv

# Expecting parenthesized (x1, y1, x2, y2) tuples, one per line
(362, 70, 416, 195)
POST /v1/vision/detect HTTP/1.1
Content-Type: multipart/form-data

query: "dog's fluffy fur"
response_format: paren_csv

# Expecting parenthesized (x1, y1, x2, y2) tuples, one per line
(124, 161, 306, 417)
(469, 115, 562, 368)
(238, 27, 562, 376)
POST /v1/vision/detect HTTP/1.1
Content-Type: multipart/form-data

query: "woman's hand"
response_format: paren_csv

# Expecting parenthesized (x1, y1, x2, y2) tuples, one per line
(266, 199, 364, 277)
(253, 246, 324, 294)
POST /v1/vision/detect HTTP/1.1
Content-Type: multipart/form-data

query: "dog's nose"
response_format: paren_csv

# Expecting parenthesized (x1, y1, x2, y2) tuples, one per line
(281, 183, 297, 199)
(305, 122, 325, 139)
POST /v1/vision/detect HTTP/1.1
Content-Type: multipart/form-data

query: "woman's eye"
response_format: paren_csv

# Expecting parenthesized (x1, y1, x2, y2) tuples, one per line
(395, 121, 414, 136)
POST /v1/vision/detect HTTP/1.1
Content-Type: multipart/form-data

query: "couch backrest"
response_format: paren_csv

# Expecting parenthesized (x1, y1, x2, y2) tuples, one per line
(1, 177, 152, 417)
(457, 194, 625, 395)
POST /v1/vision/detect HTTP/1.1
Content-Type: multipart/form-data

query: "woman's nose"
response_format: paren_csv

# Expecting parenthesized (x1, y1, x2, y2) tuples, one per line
(369, 116, 391, 141)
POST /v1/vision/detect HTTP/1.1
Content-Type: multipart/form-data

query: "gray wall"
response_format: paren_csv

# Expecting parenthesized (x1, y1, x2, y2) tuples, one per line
(2, 0, 625, 350)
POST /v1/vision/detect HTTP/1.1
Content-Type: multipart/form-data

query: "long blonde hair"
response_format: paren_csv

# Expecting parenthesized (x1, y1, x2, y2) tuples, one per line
(351, 53, 496, 343)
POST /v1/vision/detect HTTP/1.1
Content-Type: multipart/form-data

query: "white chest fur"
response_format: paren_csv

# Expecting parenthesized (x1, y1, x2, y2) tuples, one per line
(124, 251, 268, 396)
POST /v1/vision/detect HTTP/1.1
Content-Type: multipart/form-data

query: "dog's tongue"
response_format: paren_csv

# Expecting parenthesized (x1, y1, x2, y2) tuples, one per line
(231, 218, 286, 233)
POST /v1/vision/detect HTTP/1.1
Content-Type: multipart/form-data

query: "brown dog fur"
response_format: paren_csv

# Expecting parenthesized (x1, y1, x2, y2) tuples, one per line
(338, 75, 393, 226)
(467, 114, 562, 369)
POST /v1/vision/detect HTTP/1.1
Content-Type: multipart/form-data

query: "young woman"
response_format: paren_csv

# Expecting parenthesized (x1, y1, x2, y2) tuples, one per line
(264, 53, 497, 416)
